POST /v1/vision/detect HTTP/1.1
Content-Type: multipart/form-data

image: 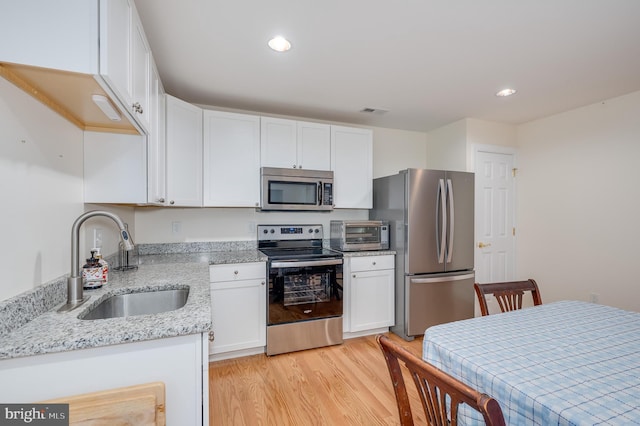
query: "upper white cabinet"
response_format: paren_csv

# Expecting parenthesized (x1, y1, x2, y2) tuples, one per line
(0, 0, 152, 133)
(165, 95, 203, 207)
(99, 0, 132, 110)
(147, 63, 166, 205)
(100, 0, 150, 132)
(0, 1, 99, 74)
(331, 126, 373, 209)
(261, 117, 331, 170)
(83, 131, 147, 204)
(203, 110, 261, 207)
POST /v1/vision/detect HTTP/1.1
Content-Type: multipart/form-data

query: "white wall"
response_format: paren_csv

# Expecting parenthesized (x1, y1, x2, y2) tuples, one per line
(425, 119, 467, 171)
(0, 77, 84, 300)
(516, 90, 640, 311)
(371, 125, 427, 178)
(0, 77, 135, 302)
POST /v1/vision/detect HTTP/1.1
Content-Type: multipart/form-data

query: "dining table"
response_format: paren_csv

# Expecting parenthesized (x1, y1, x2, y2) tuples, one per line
(422, 300, 640, 425)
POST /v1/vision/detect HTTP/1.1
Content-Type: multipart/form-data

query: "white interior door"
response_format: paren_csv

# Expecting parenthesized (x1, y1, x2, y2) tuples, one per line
(474, 148, 517, 285)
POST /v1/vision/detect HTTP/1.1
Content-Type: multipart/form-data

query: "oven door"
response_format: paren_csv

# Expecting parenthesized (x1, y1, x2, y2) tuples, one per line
(268, 258, 343, 325)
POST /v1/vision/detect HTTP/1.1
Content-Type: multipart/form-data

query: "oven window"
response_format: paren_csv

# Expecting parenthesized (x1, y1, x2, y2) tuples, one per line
(269, 181, 317, 205)
(283, 272, 331, 306)
(346, 226, 380, 244)
(268, 263, 343, 325)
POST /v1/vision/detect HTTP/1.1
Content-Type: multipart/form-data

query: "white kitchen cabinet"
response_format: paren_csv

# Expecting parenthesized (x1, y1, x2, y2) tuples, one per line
(209, 262, 266, 360)
(83, 64, 164, 205)
(0, 0, 99, 75)
(331, 126, 373, 209)
(99, 0, 132, 111)
(0, 0, 152, 133)
(165, 94, 203, 207)
(83, 131, 147, 204)
(0, 334, 208, 426)
(261, 117, 331, 170)
(130, 10, 151, 131)
(147, 63, 166, 205)
(203, 110, 261, 207)
(100, 0, 150, 132)
(344, 255, 395, 334)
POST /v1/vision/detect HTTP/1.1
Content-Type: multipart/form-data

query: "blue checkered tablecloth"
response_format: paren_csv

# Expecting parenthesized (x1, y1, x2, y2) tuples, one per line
(422, 301, 640, 425)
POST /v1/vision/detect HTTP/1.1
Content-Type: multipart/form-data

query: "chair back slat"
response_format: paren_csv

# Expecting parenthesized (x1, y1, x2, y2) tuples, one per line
(475, 279, 542, 316)
(377, 334, 506, 426)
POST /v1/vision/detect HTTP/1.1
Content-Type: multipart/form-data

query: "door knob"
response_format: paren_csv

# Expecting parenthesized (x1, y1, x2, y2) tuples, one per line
(478, 242, 492, 248)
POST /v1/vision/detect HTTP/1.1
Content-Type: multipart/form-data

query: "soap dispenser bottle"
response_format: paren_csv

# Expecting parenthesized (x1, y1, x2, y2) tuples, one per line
(82, 250, 103, 289)
(93, 247, 109, 284)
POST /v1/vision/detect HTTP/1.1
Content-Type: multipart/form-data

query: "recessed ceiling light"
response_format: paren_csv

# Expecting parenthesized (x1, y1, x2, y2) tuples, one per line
(496, 88, 517, 97)
(268, 36, 291, 52)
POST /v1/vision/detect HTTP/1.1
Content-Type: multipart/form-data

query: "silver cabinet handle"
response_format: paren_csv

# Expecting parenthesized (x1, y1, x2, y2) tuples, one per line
(261, 281, 265, 285)
(372, 261, 377, 266)
(208, 331, 215, 342)
(234, 270, 239, 275)
(157, 197, 165, 203)
(352, 274, 356, 278)
(132, 102, 144, 114)
(169, 200, 175, 205)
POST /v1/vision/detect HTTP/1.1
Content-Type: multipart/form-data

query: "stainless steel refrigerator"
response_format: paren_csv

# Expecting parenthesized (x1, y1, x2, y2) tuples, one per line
(370, 169, 475, 340)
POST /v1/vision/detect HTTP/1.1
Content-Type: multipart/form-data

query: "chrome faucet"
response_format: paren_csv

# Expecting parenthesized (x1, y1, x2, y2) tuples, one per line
(58, 210, 135, 312)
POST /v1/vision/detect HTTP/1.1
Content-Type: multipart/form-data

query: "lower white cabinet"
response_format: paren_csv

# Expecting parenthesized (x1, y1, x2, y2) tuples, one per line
(0, 334, 208, 426)
(209, 262, 266, 359)
(344, 255, 395, 334)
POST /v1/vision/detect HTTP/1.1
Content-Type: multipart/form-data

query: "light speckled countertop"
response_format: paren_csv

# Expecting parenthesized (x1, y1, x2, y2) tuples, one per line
(0, 243, 391, 361)
(0, 247, 267, 361)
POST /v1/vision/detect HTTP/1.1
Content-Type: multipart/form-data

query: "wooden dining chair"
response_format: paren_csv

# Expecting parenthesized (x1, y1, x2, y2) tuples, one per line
(474, 279, 542, 316)
(376, 334, 506, 426)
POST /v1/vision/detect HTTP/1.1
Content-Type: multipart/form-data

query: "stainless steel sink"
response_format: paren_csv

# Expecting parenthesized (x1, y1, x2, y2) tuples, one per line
(79, 288, 189, 320)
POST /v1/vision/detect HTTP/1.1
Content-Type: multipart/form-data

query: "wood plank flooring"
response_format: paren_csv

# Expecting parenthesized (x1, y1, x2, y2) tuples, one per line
(209, 333, 425, 425)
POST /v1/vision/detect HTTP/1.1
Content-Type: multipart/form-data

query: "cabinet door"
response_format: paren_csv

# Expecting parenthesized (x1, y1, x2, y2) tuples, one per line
(99, 0, 132, 109)
(130, 10, 151, 131)
(350, 268, 394, 332)
(147, 63, 166, 205)
(260, 117, 297, 168)
(165, 95, 203, 206)
(331, 126, 373, 209)
(297, 121, 331, 170)
(83, 131, 146, 204)
(203, 110, 260, 207)
(210, 278, 266, 354)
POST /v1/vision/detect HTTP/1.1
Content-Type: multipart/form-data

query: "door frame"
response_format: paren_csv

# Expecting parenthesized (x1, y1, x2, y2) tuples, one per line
(471, 144, 518, 282)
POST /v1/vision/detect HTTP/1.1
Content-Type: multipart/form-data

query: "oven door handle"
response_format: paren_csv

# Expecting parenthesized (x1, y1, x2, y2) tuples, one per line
(270, 258, 343, 268)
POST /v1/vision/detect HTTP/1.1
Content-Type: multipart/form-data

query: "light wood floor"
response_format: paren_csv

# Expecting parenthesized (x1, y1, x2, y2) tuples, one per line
(209, 332, 425, 425)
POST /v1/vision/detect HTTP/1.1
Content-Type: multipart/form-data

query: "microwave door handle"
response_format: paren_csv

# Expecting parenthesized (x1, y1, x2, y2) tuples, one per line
(318, 181, 322, 205)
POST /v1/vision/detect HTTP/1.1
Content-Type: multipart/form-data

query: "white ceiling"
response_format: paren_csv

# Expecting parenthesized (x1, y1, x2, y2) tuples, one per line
(133, 0, 640, 132)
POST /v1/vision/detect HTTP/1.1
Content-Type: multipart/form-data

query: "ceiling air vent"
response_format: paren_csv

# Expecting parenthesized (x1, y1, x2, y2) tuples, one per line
(360, 107, 389, 114)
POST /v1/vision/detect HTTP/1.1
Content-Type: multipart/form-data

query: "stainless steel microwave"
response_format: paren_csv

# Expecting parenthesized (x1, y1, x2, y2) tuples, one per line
(330, 220, 390, 251)
(260, 167, 334, 211)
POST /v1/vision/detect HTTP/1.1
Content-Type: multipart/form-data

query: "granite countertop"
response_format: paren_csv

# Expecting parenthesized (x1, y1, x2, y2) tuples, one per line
(0, 248, 267, 361)
(0, 242, 389, 361)
(340, 250, 396, 257)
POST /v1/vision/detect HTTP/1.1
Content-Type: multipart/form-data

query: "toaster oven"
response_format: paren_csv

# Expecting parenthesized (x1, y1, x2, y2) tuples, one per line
(330, 220, 389, 252)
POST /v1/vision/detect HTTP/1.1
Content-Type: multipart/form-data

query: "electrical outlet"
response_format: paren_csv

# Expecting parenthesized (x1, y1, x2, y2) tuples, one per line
(172, 221, 182, 234)
(93, 228, 103, 248)
(589, 293, 599, 303)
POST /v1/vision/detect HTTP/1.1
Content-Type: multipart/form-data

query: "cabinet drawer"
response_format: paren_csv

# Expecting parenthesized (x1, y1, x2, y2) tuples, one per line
(210, 262, 265, 282)
(349, 255, 394, 272)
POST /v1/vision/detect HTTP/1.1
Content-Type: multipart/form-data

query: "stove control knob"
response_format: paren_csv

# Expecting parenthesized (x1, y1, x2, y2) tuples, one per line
(314, 228, 320, 233)
(308, 228, 313, 233)
(263, 229, 269, 234)
(270, 229, 275, 233)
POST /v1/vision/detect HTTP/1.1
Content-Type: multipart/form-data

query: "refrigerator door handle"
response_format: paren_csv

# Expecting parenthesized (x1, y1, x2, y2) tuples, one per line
(411, 273, 475, 284)
(437, 178, 447, 264)
(446, 178, 454, 263)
